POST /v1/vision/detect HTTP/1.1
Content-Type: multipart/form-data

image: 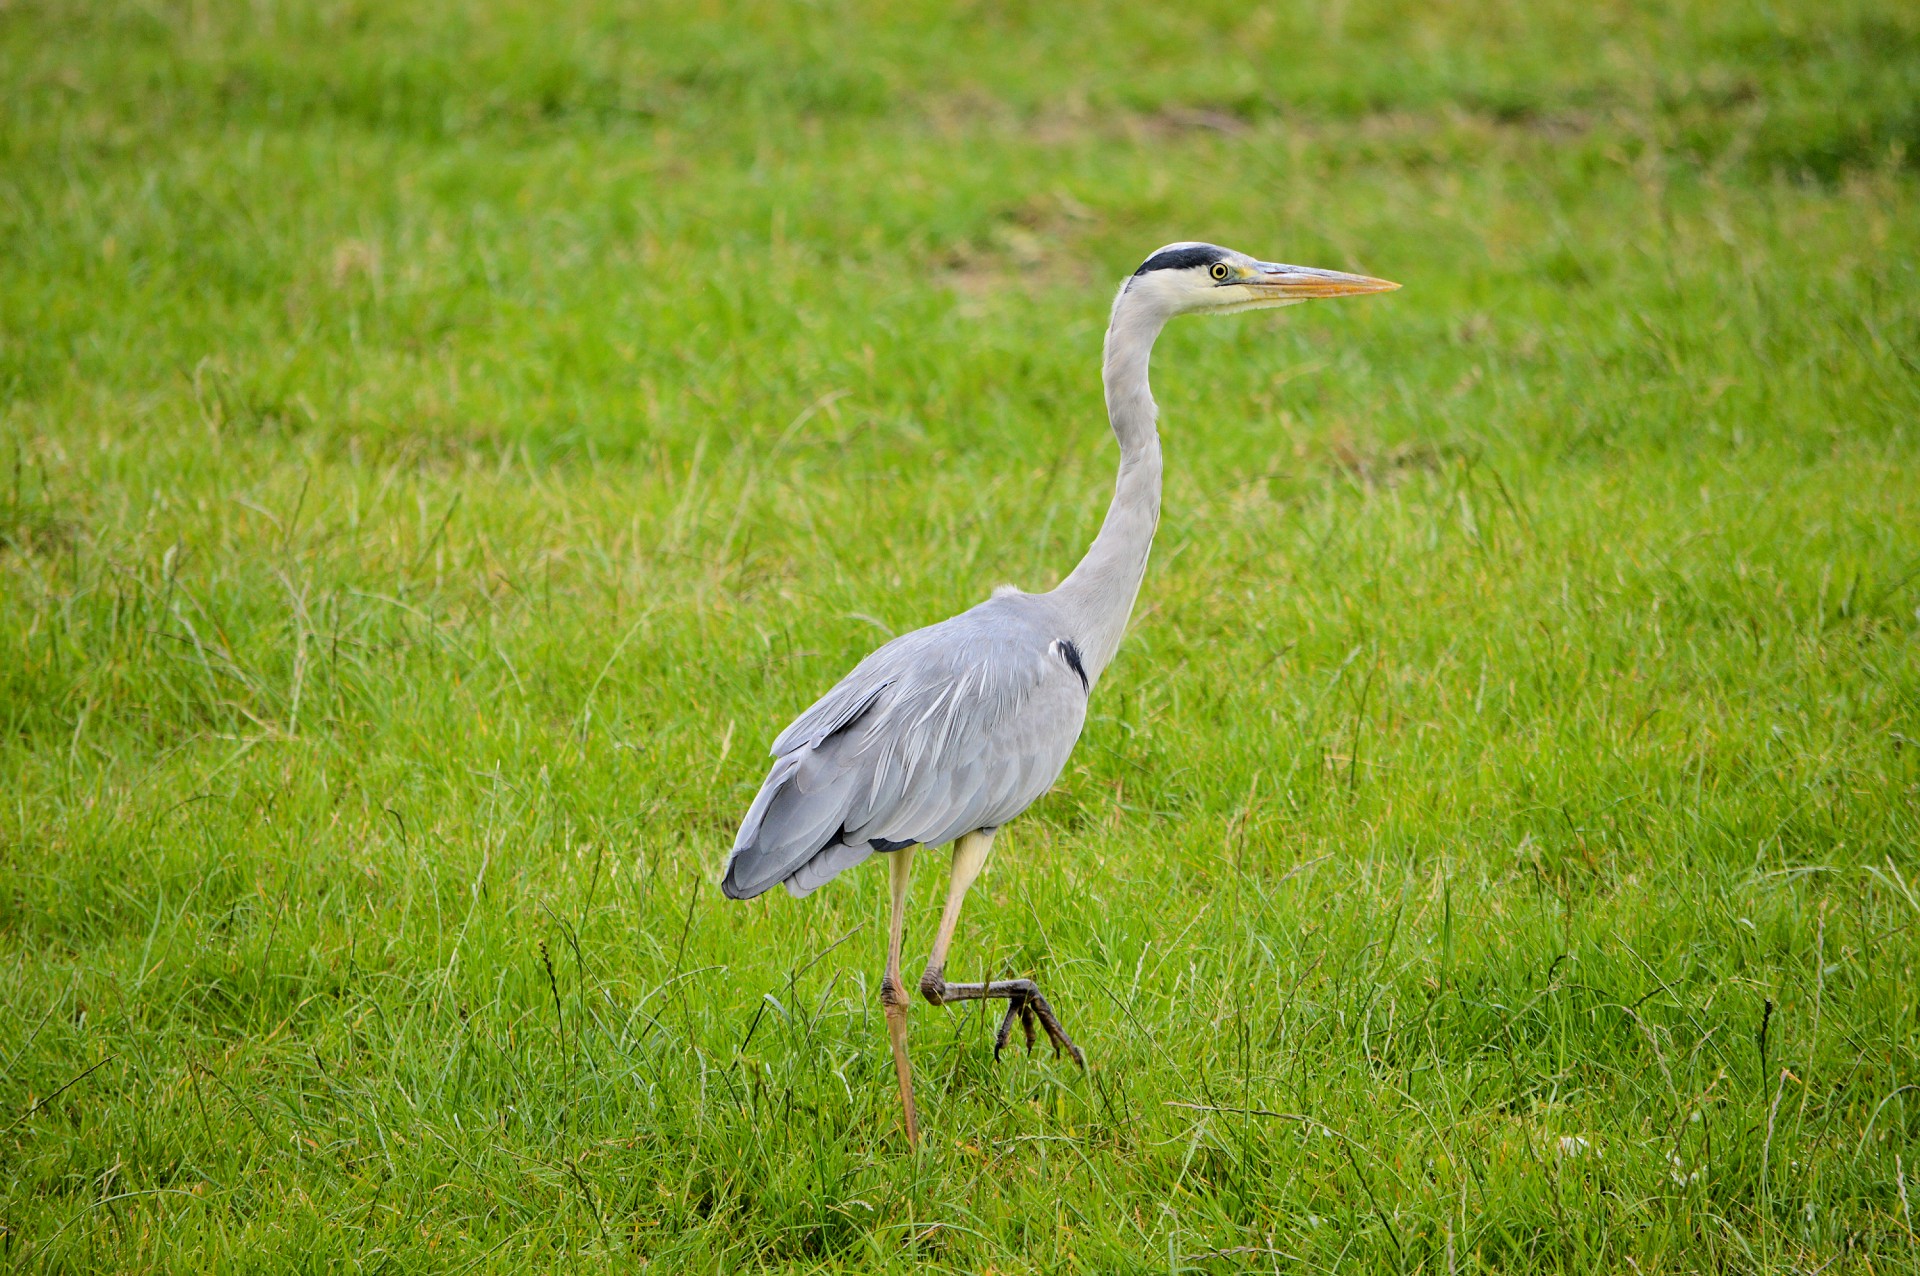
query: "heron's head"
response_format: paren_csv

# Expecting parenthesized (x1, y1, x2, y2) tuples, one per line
(1121, 242, 1398, 319)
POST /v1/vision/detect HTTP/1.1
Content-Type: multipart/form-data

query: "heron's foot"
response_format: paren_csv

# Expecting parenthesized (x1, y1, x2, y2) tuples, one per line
(919, 969, 1086, 1069)
(991, 986, 1084, 1065)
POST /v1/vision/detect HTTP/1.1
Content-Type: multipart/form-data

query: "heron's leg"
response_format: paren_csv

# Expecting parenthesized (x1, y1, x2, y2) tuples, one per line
(881, 846, 920, 1147)
(920, 829, 996, 984)
(916, 830, 1085, 1068)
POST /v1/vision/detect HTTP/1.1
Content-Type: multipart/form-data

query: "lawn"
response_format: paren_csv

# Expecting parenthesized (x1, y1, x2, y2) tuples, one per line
(3, 0, 1918, 1270)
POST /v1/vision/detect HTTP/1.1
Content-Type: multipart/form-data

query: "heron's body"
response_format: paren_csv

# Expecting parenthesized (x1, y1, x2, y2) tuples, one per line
(722, 242, 1397, 1145)
(723, 590, 1089, 900)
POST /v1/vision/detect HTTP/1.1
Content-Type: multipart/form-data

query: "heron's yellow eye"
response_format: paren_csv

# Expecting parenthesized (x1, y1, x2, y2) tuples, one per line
(1209, 262, 1231, 282)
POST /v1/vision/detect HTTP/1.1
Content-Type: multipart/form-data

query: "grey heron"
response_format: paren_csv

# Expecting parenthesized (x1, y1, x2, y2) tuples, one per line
(722, 242, 1398, 1146)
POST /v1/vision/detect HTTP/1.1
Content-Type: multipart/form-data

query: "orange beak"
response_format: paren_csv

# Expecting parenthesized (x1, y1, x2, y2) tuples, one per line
(1247, 263, 1401, 298)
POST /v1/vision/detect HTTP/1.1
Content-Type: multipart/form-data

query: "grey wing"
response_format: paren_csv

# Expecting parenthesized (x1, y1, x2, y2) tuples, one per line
(721, 596, 1088, 900)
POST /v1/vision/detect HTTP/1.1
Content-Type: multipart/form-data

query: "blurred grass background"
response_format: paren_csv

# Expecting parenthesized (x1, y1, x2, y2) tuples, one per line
(3, 0, 1918, 1270)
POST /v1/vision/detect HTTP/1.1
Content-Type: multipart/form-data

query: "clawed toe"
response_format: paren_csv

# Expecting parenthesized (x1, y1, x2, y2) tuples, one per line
(1029, 993, 1085, 1068)
(992, 999, 1020, 1060)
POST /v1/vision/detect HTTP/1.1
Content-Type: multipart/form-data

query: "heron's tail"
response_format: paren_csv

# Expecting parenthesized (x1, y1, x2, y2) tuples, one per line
(722, 751, 871, 899)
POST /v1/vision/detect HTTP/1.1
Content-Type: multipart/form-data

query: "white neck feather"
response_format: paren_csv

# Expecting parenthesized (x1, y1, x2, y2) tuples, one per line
(1049, 282, 1174, 684)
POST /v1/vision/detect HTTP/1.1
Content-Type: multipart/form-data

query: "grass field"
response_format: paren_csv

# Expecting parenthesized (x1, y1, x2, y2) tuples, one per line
(4, 0, 1919, 1270)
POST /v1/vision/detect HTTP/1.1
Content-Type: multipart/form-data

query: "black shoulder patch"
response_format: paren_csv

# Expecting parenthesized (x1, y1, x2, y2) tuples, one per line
(869, 836, 917, 852)
(1054, 638, 1089, 693)
(1133, 244, 1226, 276)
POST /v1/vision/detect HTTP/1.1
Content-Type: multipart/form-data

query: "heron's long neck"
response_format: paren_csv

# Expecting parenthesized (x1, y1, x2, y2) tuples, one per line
(1051, 293, 1168, 684)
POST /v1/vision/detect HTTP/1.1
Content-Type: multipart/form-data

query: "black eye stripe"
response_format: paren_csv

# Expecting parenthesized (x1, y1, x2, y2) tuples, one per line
(1133, 245, 1228, 275)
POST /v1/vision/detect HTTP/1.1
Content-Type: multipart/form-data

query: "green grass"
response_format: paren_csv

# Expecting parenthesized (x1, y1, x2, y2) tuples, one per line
(4, 0, 1919, 1269)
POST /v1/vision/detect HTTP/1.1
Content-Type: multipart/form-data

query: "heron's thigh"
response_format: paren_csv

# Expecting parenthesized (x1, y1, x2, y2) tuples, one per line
(949, 828, 997, 900)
